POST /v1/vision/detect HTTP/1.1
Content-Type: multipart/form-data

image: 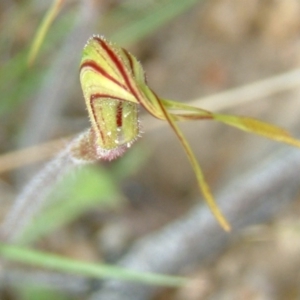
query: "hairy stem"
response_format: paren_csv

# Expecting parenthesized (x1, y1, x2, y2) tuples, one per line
(0, 133, 90, 243)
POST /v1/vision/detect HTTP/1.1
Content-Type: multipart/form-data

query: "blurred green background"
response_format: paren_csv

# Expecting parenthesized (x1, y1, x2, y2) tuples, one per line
(1, 0, 300, 299)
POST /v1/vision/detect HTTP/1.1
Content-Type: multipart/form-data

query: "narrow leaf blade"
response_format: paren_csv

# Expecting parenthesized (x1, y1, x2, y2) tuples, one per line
(28, 0, 64, 66)
(214, 114, 300, 148)
(161, 98, 300, 148)
(156, 99, 231, 231)
(0, 243, 187, 287)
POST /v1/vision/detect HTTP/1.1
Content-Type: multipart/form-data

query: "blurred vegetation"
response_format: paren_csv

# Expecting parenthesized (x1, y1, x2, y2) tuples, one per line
(2, 1, 300, 300)
(0, 0, 202, 299)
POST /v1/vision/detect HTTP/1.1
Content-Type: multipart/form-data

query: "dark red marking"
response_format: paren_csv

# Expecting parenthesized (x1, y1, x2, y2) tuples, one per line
(123, 49, 148, 84)
(81, 60, 127, 91)
(89, 97, 105, 144)
(91, 94, 125, 129)
(94, 37, 142, 104)
(90, 94, 137, 142)
(122, 48, 134, 73)
(116, 102, 123, 127)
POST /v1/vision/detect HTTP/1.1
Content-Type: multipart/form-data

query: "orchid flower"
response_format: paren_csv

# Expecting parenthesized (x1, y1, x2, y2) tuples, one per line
(73, 35, 300, 231)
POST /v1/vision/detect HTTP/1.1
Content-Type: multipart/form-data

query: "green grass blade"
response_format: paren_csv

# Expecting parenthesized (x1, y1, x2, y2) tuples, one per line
(28, 0, 65, 66)
(0, 243, 187, 287)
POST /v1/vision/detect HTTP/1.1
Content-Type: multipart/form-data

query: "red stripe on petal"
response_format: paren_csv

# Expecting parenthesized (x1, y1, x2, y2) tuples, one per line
(81, 60, 128, 91)
(89, 96, 106, 144)
(94, 37, 142, 103)
(116, 102, 123, 127)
